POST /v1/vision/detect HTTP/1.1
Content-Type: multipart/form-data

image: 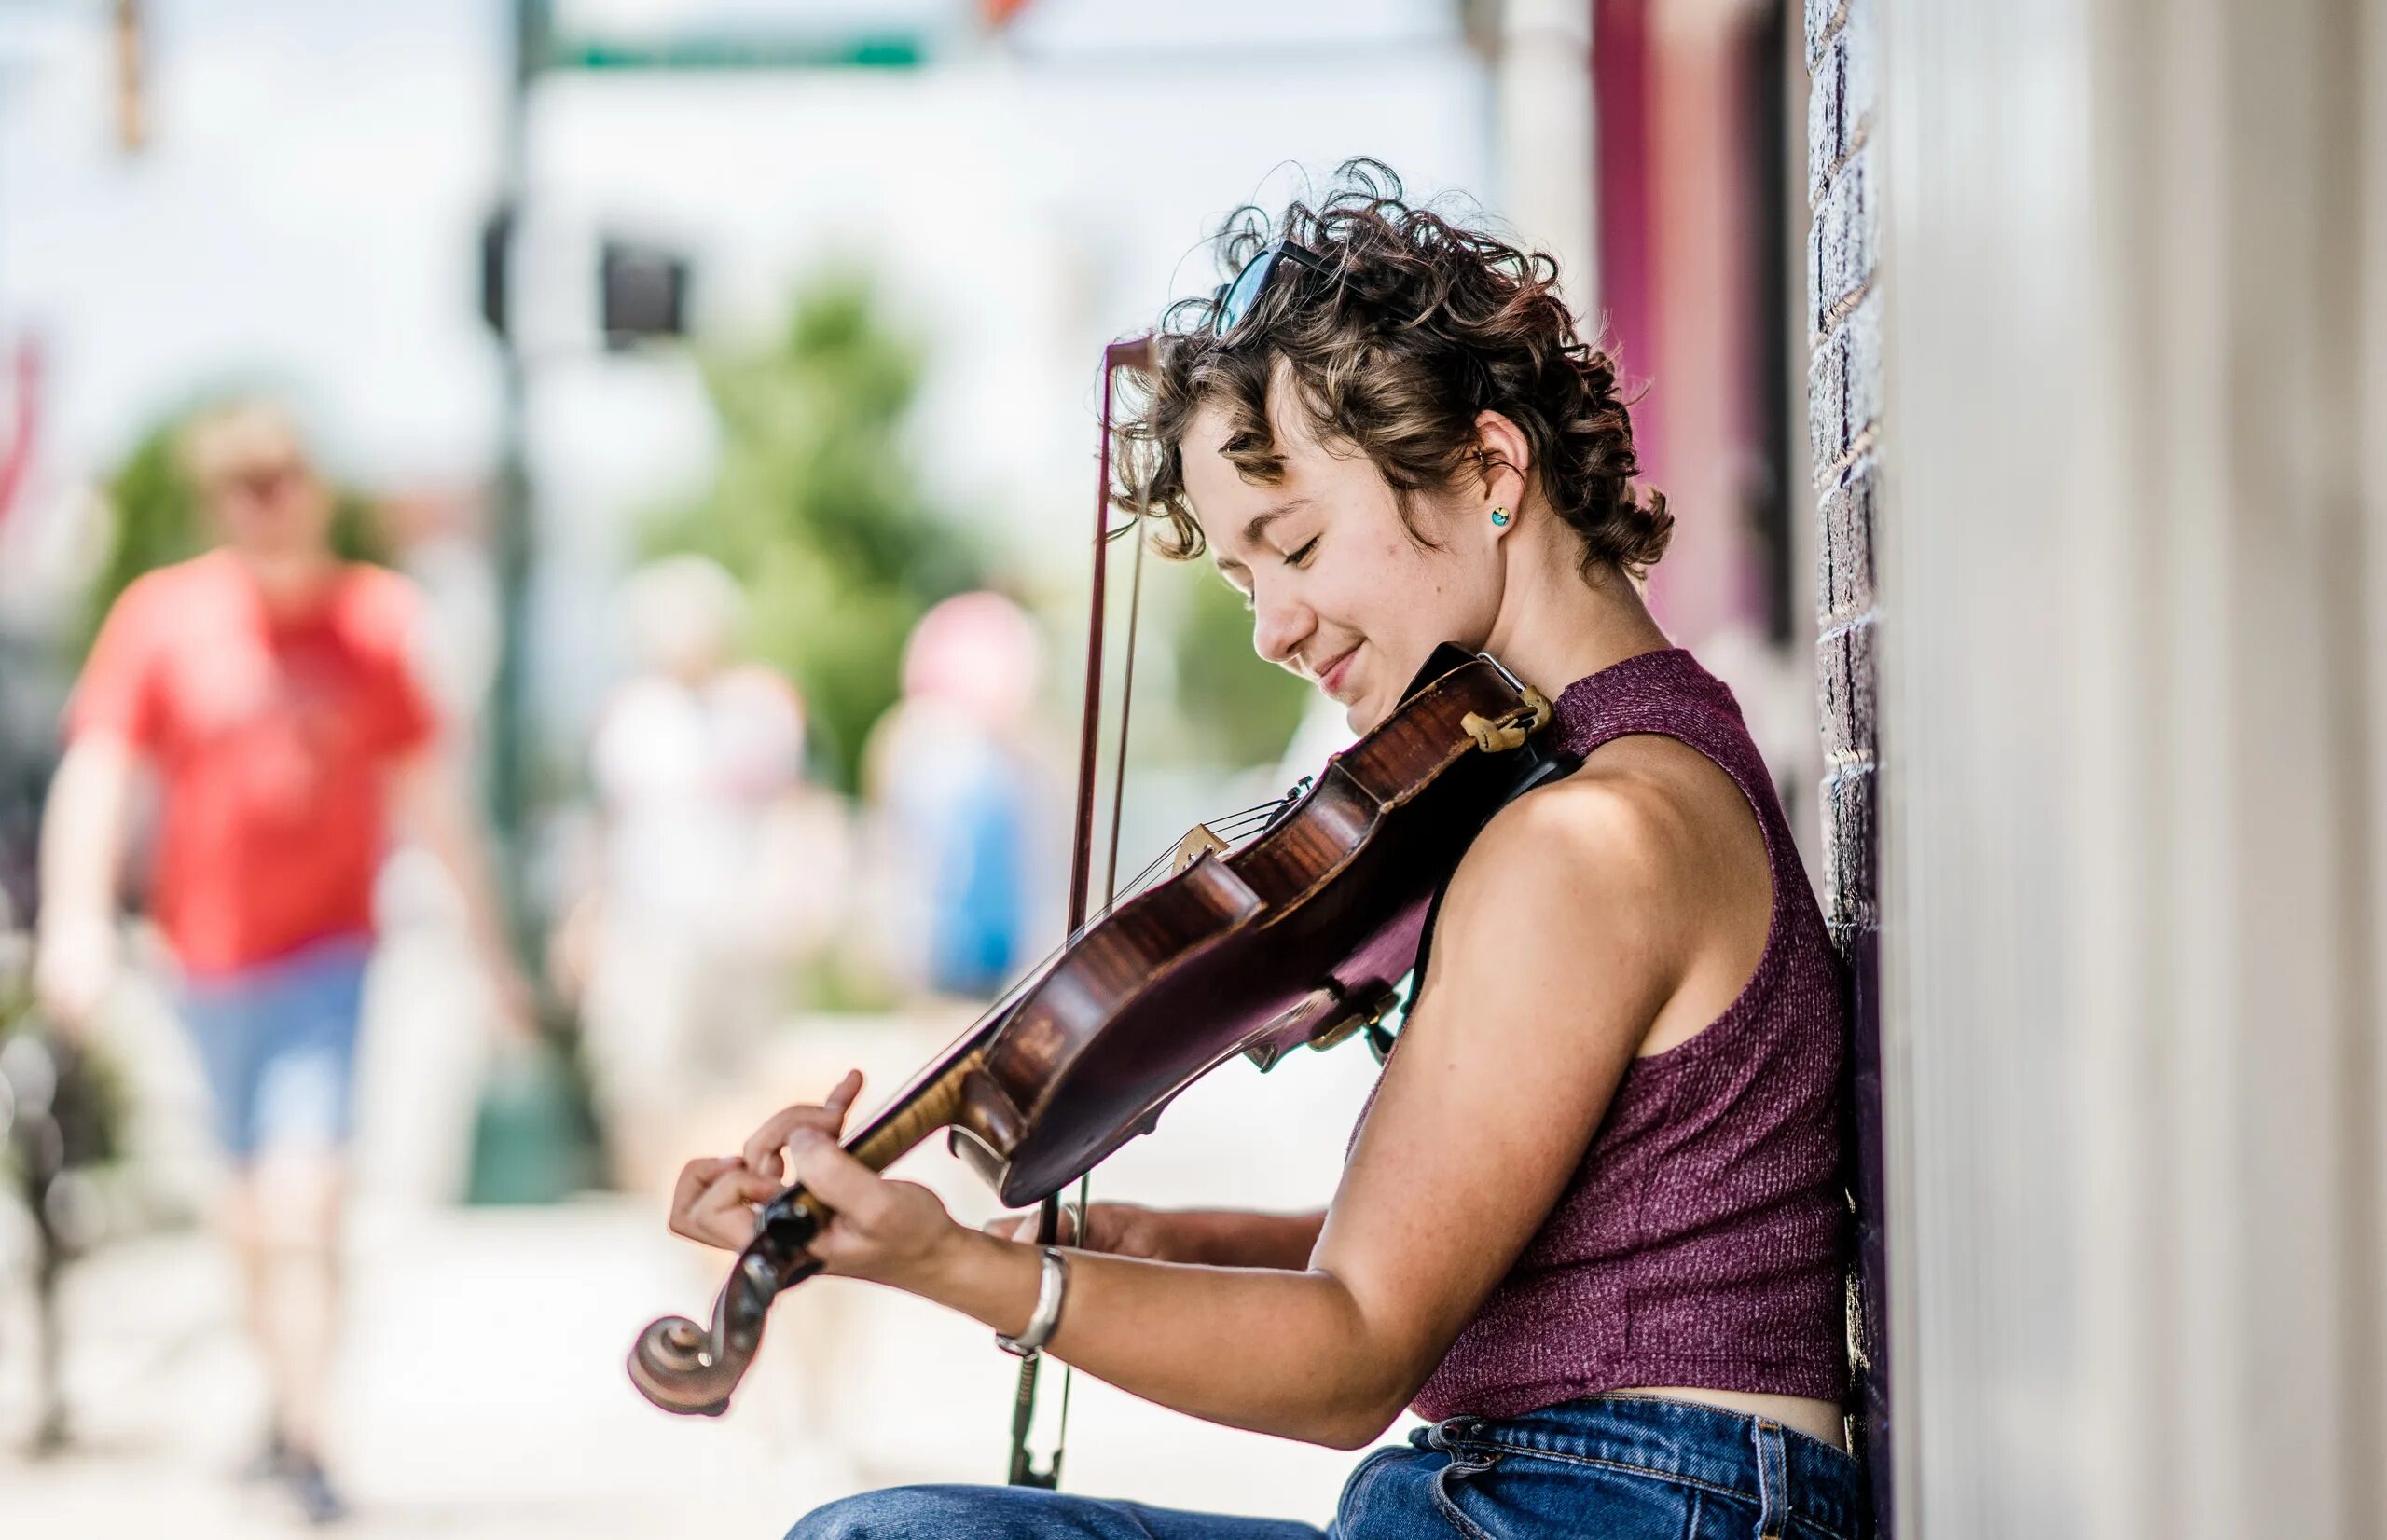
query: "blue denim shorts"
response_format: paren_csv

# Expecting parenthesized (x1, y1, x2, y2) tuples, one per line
(178, 933, 371, 1162)
(1357, 1395, 1868, 1540)
(788, 1393, 1868, 1540)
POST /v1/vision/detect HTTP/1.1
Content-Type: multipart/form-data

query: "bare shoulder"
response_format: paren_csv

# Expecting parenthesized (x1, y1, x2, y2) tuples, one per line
(1430, 766, 1685, 992)
(1452, 742, 1718, 910)
(1433, 735, 1766, 1006)
(1376, 760, 1686, 1090)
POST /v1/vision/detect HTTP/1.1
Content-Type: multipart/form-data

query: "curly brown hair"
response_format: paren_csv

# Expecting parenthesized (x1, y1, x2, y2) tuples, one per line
(1111, 160, 1671, 582)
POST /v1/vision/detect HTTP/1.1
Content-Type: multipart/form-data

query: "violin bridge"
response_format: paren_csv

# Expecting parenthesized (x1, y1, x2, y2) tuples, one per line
(1170, 824, 1229, 873)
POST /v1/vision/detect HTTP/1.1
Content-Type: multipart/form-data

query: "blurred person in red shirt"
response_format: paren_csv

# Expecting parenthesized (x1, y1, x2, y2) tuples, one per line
(32, 399, 528, 1525)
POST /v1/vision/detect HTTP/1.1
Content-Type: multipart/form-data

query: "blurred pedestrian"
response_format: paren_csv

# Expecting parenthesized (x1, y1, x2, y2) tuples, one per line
(32, 398, 528, 1524)
(558, 555, 843, 1193)
(862, 591, 1047, 999)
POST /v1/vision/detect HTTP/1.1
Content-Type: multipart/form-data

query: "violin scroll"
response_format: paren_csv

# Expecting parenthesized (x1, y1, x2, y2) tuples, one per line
(627, 1189, 826, 1416)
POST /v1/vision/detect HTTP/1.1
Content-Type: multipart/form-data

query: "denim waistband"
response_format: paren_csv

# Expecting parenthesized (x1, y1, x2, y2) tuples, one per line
(1408, 1393, 1864, 1540)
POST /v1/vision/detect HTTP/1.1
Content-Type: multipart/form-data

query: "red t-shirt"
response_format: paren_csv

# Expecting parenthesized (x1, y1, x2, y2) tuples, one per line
(67, 550, 440, 977)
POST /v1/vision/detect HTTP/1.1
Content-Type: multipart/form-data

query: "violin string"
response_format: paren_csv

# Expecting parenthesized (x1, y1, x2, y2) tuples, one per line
(1078, 796, 1288, 921)
(1100, 494, 1151, 905)
(964, 791, 1306, 1038)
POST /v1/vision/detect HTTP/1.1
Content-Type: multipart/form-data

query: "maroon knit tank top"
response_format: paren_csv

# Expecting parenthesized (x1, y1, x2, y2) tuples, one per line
(1394, 647, 1851, 1420)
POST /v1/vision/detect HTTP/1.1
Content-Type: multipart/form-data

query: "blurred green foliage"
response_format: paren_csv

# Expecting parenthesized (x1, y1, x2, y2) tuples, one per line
(645, 273, 981, 789)
(84, 406, 385, 659)
(1170, 567, 1310, 768)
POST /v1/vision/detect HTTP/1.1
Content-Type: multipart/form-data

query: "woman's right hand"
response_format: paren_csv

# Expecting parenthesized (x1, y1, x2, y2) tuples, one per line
(982, 1200, 1176, 1260)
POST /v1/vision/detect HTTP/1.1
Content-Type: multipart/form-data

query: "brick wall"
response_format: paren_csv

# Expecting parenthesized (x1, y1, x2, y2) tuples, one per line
(1805, 0, 1890, 1529)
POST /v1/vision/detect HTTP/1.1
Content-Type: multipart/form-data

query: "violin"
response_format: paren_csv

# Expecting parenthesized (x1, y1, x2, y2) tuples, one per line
(626, 335, 1566, 1427)
(626, 644, 1558, 1417)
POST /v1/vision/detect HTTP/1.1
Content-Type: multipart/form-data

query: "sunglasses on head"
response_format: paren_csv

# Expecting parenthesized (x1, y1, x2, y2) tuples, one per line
(1210, 241, 1328, 340)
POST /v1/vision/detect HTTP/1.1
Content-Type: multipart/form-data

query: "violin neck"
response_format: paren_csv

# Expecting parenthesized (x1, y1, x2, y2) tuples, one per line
(837, 1018, 1001, 1173)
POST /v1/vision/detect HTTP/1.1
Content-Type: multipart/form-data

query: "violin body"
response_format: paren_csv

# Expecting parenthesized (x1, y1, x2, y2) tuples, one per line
(628, 644, 1560, 1417)
(959, 646, 1551, 1203)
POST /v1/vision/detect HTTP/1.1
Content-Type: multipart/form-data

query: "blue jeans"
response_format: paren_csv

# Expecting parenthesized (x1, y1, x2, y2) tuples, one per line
(788, 1394, 1868, 1540)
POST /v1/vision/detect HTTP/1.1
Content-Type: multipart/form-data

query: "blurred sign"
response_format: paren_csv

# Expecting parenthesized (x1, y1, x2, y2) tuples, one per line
(479, 207, 516, 341)
(600, 240, 691, 347)
(479, 207, 692, 351)
(546, 33, 923, 68)
(544, 0, 936, 70)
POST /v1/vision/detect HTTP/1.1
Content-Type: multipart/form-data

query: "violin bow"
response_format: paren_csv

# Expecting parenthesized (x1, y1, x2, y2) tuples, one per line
(1006, 333, 1156, 1489)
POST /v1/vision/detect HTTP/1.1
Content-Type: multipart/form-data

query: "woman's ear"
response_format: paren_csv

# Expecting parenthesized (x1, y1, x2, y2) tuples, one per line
(1471, 409, 1532, 504)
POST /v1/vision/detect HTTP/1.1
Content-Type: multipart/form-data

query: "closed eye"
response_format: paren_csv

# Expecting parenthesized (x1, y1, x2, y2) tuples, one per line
(1288, 537, 1320, 569)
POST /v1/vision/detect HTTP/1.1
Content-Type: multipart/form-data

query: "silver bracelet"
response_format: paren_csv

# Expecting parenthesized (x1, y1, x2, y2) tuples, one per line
(995, 1244, 1069, 1358)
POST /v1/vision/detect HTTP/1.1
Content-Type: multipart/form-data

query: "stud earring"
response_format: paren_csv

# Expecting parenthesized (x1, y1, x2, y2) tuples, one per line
(1490, 506, 1511, 527)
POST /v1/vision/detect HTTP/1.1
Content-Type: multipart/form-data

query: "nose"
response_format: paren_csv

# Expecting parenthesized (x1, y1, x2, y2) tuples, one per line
(1249, 580, 1315, 674)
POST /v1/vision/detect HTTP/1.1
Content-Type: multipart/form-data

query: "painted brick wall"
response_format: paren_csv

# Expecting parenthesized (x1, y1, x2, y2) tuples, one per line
(1805, 0, 1890, 1530)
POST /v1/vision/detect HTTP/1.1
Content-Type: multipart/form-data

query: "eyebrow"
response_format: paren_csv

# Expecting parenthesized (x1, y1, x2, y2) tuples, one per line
(1207, 496, 1313, 580)
(1241, 498, 1311, 549)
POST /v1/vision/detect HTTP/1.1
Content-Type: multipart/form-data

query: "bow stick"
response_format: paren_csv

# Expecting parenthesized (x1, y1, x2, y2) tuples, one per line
(1006, 332, 1157, 1488)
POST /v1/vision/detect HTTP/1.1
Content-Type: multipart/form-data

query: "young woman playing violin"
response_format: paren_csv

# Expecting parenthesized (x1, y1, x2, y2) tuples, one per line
(668, 165, 1866, 1540)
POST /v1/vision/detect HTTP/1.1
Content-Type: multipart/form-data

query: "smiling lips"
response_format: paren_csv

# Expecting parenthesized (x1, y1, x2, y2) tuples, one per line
(1318, 645, 1359, 698)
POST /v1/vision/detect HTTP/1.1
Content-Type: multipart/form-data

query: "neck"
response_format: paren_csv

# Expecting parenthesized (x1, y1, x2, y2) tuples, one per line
(1479, 524, 1674, 698)
(229, 544, 338, 611)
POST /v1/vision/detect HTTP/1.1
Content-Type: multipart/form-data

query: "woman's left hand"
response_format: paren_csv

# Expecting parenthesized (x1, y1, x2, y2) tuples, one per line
(665, 1136, 961, 1287)
(775, 1126, 966, 1288)
(668, 1070, 968, 1289)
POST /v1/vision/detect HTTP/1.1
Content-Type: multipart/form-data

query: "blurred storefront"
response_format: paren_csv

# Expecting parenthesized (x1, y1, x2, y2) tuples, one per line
(1507, 8, 2387, 1539)
(1826, 1, 2387, 1538)
(1497, 0, 1820, 837)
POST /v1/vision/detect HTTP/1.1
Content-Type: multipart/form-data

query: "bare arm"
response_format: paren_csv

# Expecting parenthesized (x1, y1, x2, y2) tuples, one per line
(34, 736, 140, 1027)
(987, 1203, 1327, 1270)
(711, 776, 1690, 1449)
(385, 747, 533, 1027)
(1161, 1207, 1326, 1269)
